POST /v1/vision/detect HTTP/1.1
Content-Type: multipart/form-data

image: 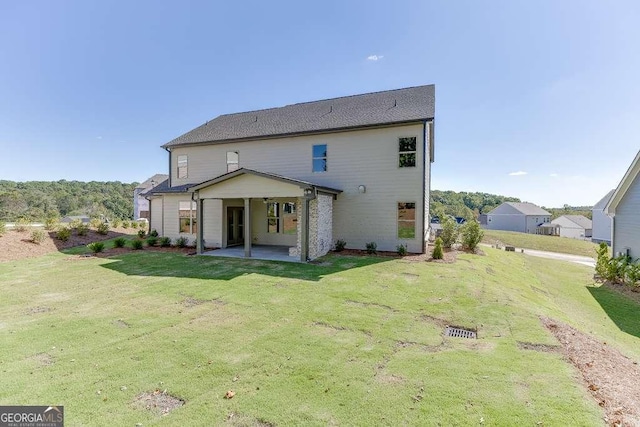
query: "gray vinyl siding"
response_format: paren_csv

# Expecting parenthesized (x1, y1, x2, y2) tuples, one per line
(613, 173, 640, 258)
(592, 208, 612, 244)
(160, 195, 222, 248)
(552, 217, 590, 239)
(168, 124, 427, 253)
(150, 198, 163, 235)
(486, 214, 550, 234)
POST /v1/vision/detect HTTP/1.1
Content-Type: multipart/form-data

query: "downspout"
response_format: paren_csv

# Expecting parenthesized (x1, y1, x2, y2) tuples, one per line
(164, 147, 172, 188)
(144, 194, 152, 235)
(191, 191, 202, 254)
(422, 120, 427, 254)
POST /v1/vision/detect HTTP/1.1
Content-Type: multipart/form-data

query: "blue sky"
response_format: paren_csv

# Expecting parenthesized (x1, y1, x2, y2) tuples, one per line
(1, 0, 638, 207)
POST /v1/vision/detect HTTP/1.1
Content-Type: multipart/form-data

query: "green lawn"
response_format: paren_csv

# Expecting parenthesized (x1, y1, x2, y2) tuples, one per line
(482, 229, 601, 258)
(1, 249, 638, 426)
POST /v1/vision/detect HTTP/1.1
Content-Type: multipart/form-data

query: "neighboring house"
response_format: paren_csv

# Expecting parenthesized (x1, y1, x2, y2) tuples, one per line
(550, 215, 592, 239)
(146, 85, 435, 261)
(60, 215, 90, 224)
(134, 174, 169, 220)
(485, 202, 551, 234)
(605, 150, 640, 258)
(591, 189, 615, 245)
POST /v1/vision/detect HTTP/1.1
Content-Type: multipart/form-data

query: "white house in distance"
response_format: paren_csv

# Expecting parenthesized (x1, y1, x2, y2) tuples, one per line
(605, 150, 640, 258)
(591, 189, 614, 245)
(485, 202, 551, 234)
(550, 215, 592, 240)
(133, 174, 168, 220)
(145, 85, 435, 261)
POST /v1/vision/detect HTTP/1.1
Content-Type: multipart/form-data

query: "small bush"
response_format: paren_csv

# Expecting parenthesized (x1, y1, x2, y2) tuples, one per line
(149, 229, 159, 238)
(440, 216, 459, 248)
(396, 244, 407, 256)
(131, 239, 144, 250)
(111, 219, 122, 229)
(69, 219, 83, 230)
(137, 229, 146, 238)
(31, 229, 46, 244)
(96, 223, 109, 235)
(76, 223, 89, 236)
(334, 239, 346, 252)
(0, 221, 5, 236)
(15, 218, 30, 232)
(113, 237, 127, 248)
(122, 221, 130, 229)
(460, 220, 483, 251)
(90, 218, 103, 229)
(130, 221, 139, 229)
(44, 217, 59, 231)
(365, 241, 377, 255)
(56, 227, 71, 242)
(432, 237, 444, 260)
(146, 236, 158, 247)
(87, 241, 105, 253)
(175, 236, 189, 248)
(624, 262, 640, 287)
(159, 237, 171, 247)
(595, 242, 610, 280)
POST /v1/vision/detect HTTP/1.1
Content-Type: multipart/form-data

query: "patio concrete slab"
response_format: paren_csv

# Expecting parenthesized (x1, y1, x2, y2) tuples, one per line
(202, 245, 301, 263)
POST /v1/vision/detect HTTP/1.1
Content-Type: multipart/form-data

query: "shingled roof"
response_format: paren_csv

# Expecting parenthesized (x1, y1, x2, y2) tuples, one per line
(163, 85, 435, 148)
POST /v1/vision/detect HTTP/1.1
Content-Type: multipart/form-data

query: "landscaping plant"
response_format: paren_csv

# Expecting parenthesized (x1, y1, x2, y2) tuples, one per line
(0, 221, 5, 236)
(30, 229, 46, 244)
(96, 223, 109, 235)
(432, 237, 444, 259)
(440, 215, 458, 248)
(113, 237, 127, 248)
(595, 242, 610, 280)
(365, 241, 377, 255)
(76, 224, 89, 236)
(146, 236, 158, 247)
(44, 217, 59, 231)
(174, 237, 188, 248)
(87, 242, 105, 253)
(396, 244, 407, 256)
(137, 229, 146, 238)
(159, 237, 172, 247)
(334, 239, 346, 252)
(131, 239, 144, 250)
(15, 218, 30, 232)
(56, 227, 71, 242)
(460, 220, 483, 251)
(149, 229, 159, 238)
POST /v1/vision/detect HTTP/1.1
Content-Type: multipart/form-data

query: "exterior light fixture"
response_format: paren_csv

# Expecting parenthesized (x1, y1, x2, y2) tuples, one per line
(358, 185, 366, 193)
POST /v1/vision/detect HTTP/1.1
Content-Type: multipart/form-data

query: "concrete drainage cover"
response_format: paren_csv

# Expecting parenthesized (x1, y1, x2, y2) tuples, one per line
(445, 326, 477, 339)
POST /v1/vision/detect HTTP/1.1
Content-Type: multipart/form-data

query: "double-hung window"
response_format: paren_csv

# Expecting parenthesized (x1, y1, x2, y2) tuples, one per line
(227, 151, 239, 172)
(399, 137, 416, 167)
(177, 155, 188, 178)
(179, 201, 197, 234)
(267, 202, 280, 233)
(312, 144, 327, 172)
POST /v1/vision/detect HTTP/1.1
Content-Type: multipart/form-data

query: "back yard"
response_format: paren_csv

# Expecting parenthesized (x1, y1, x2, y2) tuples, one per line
(482, 229, 601, 258)
(0, 248, 638, 425)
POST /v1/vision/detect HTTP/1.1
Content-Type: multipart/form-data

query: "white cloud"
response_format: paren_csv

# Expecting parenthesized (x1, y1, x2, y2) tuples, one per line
(549, 173, 558, 177)
(508, 171, 528, 176)
(367, 55, 384, 61)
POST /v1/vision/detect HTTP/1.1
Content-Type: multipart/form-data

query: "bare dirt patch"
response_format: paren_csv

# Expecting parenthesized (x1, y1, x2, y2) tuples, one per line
(345, 300, 397, 312)
(26, 306, 53, 315)
(517, 341, 560, 353)
(113, 319, 130, 328)
(0, 228, 135, 263)
(132, 390, 184, 416)
(541, 316, 640, 426)
(226, 412, 275, 426)
(29, 353, 54, 366)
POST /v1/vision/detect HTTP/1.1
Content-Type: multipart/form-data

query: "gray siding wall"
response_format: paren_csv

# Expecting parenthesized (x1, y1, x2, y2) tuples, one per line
(149, 198, 163, 235)
(592, 208, 612, 244)
(613, 173, 640, 258)
(486, 214, 526, 232)
(167, 124, 427, 253)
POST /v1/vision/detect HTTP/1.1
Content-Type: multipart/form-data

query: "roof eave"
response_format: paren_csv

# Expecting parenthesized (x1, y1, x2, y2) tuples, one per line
(605, 150, 640, 215)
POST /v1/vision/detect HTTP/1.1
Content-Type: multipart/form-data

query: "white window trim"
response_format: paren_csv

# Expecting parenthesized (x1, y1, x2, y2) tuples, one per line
(312, 144, 327, 173)
(177, 155, 188, 179)
(179, 201, 196, 234)
(398, 136, 417, 168)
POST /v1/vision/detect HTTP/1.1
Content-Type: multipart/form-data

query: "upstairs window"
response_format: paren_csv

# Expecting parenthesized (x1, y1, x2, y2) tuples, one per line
(179, 201, 197, 234)
(312, 144, 327, 172)
(227, 151, 239, 172)
(398, 202, 416, 238)
(399, 137, 416, 167)
(177, 155, 188, 178)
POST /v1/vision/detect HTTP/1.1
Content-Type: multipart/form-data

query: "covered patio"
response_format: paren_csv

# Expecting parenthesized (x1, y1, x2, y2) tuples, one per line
(202, 245, 299, 263)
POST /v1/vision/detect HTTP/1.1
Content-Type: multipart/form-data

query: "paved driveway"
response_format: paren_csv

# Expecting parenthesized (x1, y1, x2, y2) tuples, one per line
(482, 244, 595, 267)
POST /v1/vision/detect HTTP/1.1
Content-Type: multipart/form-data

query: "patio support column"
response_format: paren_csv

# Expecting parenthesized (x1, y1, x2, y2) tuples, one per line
(300, 197, 309, 262)
(196, 196, 204, 254)
(244, 198, 251, 258)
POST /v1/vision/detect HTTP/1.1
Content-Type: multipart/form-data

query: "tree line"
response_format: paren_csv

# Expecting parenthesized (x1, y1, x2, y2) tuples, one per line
(0, 180, 139, 221)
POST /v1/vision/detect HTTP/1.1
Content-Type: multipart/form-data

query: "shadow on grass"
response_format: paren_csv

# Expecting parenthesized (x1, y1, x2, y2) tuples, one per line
(99, 251, 393, 281)
(588, 285, 640, 339)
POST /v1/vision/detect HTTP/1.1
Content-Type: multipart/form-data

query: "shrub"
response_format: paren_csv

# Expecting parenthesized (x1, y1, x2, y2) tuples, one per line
(87, 241, 105, 253)
(137, 229, 146, 238)
(334, 239, 347, 252)
(90, 218, 103, 229)
(131, 239, 144, 250)
(396, 244, 407, 256)
(149, 229, 159, 238)
(111, 219, 122, 229)
(113, 237, 127, 248)
(96, 223, 109, 235)
(146, 236, 158, 247)
(44, 217, 59, 231)
(175, 236, 189, 248)
(56, 227, 71, 242)
(76, 223, 89, 236)
(605, 255, 630, 283)
(122, 221, 130, 229)
(365, 241, 377, 255)
(159, 237, 171, 247)
(69, 219, 83, 230)
(31, 229, 46, 244)
(624, 262, 640, 287)
(460, 220, 483, 251)
(595, 242, 610, 280)
(130, 221, 139, 229)
(432, 237, 444, 260)
(15, 218, 30, 232)
(0, 221, 5, 236)
(440, 215, 459, 248)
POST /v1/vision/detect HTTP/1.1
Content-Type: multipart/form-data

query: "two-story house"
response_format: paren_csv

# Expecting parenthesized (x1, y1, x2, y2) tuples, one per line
(146, 85, 435, 261)
(485, 202, 552, 234)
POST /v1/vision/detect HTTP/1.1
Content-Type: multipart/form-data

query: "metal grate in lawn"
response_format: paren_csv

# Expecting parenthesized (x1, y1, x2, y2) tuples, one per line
(445, 326, 477, 339)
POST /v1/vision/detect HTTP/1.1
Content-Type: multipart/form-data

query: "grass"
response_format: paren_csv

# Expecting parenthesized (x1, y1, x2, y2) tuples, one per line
(0, 249, 638, 425)
(482, 229, 601, 258)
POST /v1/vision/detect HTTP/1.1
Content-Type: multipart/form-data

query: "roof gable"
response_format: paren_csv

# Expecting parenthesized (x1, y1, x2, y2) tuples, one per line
(488, 202, 551, 216)
(552, 215, 592, 229)
(163, 85, 435, 148)
(592, 189, 615, 211)
(606, 150, 640, 215)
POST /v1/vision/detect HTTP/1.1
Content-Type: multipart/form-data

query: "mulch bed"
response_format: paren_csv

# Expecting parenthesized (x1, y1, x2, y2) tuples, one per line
(332, 244, 468, 263)
(541, 316, 640, 426)
(93, 246, 196, 258)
